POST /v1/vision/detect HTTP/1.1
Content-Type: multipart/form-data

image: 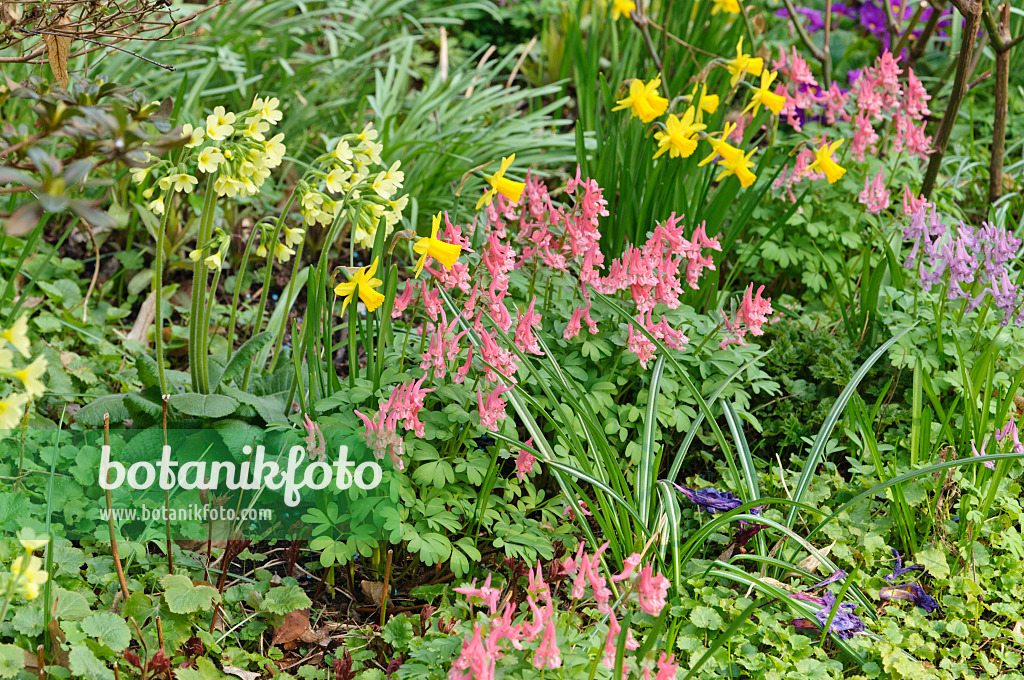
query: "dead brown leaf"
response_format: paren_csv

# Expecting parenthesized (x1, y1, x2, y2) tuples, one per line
(271, 609, 319, 648)
(126, 291, 157, 346)
(44, 16, 73, 87)
(361, 580, 386, 607)
(223, 666, 261, 680)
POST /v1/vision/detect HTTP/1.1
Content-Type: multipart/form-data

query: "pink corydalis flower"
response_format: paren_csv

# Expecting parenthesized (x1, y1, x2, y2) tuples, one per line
(514, 297, 544, 355)
(611, 553, 643, 582)
(739, 283, 773, 336)
(902, 186, 929, 216)
(515, 438, 535, 480)
(477, 383, 514, 432)
(302, 414, 326, 462)
(654, 652, 680, 680)
(532, 616, 561, 670)
(627, 322, 657, 369)
(449, 624, 492, 680)
(453, 574, 502, 614)
(562, 499, 591, 520)
(904, 67, 930, 120)
(602, 611, 640, 671)
(971, 435, 995, 470)
(858, 168, 891, 215)
(391, 280, 417, 319)
(636, 563, 670, 616)
(851, 112, 879, 162)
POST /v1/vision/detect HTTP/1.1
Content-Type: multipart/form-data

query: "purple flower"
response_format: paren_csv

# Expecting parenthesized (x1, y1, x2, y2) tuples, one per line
(880, 583, 940, 613)
(775, 6, 826, 32)
(884, 548, 925, 583)
(814, 592, 866, 639)
(735, 523, 767, 547)
(673, 484, 757, 515)
(972, 436, 996, 470)
(807, 570, 849, 590)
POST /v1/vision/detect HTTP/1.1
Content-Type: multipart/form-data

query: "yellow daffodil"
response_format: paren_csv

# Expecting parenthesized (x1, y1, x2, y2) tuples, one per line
(1, 316, 31, 358)
(413, 212, 463, 277)
(252, 95, 283, 124)
(0, 393, 28, 430)
(653, 107, 706, 159)
(612, 77, 669, 123)
(715, 146, 758, 187)
(743, 70, 787, 116)
(205, 106, 236, 141)
(10, 554, 48, 600)
(698, 123, 741, 166)
(14, 356, 46, 398)
(726, 37, 763, 87)
(477, 155, 526, 210)
(334, 257, 385, 314)
(197, 147, 224, 174)
(692, 84, 720, 117)
(807, 138, 847, 184)
(711, 0, 741, 13)
(612, 0, 636, 20)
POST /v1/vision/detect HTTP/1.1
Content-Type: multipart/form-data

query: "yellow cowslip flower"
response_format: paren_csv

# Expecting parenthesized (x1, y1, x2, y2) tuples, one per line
(711, 0, 741, 13)
(807, 138, 846, 184)
(264, 133, 287, 168)
(332, 140, 353, 164)
(1, 316, 31, 358)
(214, 175, 242, 198)
(274, 242, 296, 263)
(284, 227, 305, 247)
(243, 117, 270, 142)
(180, 124, 205, 148)
(334, 257, 385, 314)
(10, 554, 48, 600)
(372, 161, 404, 199)
(653, 107, 706, 159)
(0, 347, 11, 369)
(714, 146, 758, 187)
(18, 529, 47, 551)
(692, 84, 719, 117)
(159, 173, 198, 194)
(726, 37, 763, 87)
(14, 356, 46, 398)
(131, 166, 150, 184)
(252, 95, 283, 124)
(612, 0, 636, 20)
(197, 147, 224, 174)
(205, 106, 236, 141)
(413, 212, 463, 277)
(204, 252, 222, 270)
(612, 77, 669, 123)
(148, 195, 165, 216)
(0, 393, 28, 430)
(301, 191, 324, 211)
(743, 70, 787, 116)
(477, 155, 526, 210)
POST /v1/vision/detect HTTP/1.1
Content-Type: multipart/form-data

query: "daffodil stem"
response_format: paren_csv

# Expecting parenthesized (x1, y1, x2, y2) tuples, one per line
(152, 193, 172, 395)
(347, 298, 358, 389)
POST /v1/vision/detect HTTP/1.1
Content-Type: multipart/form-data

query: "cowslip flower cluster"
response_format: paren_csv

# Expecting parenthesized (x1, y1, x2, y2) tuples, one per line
(902, 202, 1023, 325)
(446, 545, 673, 680)
(0, 316, 47, 429)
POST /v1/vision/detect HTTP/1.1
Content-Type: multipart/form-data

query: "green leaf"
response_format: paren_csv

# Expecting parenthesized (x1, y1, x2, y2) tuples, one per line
(74, 395, 130, 426)
(0, 644, 24, 679)
(161, 574, 221, 614)
(136, 354, 162, 389)
(914, 548, 950, 579)
(260, 584, 312, 616)
(218, 331, 273, 388)
(176, 657, 227, 680)
(382, 616, 413, 648)
(690, 606, 723, 629)
(68, 645, 115, 680)
(80, 612, 131, 652)
(167, 393, 239, 418)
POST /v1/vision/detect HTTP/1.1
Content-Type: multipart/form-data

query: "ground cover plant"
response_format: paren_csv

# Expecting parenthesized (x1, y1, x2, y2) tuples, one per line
(0, 0, 1023, 678)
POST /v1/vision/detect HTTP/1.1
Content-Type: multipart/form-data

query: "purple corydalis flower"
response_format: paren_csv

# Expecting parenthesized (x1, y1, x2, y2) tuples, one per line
(972, 436, 996, 470)
(880, 583, 940, 613)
